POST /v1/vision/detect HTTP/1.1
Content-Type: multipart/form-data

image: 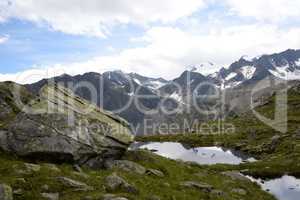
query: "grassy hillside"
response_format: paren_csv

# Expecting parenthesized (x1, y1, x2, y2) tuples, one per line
(0, 149, 274, 200)
(137, 83, 300, 178)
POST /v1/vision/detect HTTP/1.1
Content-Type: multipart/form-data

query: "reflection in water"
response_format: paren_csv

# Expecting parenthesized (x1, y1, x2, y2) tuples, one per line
(131, 142, 300, 200)
(247, 175, 300, 200)
(131, 142, 256, 165)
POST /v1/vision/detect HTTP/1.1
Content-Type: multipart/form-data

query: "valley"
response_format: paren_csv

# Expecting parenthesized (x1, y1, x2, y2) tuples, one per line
(1, 49, 300, 200)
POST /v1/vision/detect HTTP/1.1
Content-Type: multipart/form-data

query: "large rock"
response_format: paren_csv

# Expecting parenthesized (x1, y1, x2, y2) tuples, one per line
(0, 82, 134, 167)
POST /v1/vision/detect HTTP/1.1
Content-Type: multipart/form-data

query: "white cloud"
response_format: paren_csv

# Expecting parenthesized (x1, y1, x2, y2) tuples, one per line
(0, 0, 206, 37)
(1, 24, 300, 84)
(225, 0, 300, 22)
(0, 35, 9, 43)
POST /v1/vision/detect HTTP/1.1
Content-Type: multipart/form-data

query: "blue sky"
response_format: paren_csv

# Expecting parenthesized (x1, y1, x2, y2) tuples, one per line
(0, 19, 143, 73)
(0, 0, 300, 83)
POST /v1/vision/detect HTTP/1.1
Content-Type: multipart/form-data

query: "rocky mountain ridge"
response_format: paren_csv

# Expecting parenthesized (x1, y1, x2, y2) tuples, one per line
(25, 49, 300, 134)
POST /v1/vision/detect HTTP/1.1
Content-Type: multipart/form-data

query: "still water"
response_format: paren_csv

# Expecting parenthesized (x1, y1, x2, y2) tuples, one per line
(248, 175, 300, 200)
(131, 142, 256, 165)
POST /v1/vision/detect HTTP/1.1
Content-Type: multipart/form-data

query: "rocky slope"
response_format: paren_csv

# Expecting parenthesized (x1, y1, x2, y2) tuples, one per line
(0, 147, 275, 200)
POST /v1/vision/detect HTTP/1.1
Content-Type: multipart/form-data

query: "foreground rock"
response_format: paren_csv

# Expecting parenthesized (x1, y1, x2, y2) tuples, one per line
(0, 184, 13, 200)
(180, 181, 213, 192)
(0, 83, 134, 168)
(105, 160, 146, 175)
(105, 173, 138, 194)
(146, 169, 165, 177)
(56, 177, 93, 191)
(222, 171, 250, 182)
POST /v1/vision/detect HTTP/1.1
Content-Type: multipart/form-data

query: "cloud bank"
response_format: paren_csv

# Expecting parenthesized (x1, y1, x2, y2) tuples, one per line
(0, 0, 205, 37)
(0, 0, 300, 84)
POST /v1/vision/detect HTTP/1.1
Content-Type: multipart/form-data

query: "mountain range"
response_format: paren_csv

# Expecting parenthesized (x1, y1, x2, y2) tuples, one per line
(25, 49, 300, 134)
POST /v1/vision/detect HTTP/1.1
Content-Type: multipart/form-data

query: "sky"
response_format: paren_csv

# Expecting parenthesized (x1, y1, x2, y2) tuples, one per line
(0, 0, 300, 84)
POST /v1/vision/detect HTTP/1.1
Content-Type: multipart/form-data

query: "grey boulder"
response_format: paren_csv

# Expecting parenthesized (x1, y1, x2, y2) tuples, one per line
(0, 83, 134, 167)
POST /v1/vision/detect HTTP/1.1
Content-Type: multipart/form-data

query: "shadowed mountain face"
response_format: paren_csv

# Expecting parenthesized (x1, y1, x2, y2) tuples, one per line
(25, 49, 300, 134)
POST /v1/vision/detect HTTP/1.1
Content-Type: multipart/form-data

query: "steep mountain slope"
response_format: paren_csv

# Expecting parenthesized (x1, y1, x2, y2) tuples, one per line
(26, 71, 164, 127)
(210, 49, 300, 89)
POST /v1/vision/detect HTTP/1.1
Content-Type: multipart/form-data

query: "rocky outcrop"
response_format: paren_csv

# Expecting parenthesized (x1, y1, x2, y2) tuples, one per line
(104, 173, 138, 194)
(56, 177, 93, 191)
(0, 82, 134, 168)
(104, 160, 146, 175)
(180, 181, 213, 193)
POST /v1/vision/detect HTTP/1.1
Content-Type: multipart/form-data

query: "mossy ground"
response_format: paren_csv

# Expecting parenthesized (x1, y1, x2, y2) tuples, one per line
(0, 149, 275, 200)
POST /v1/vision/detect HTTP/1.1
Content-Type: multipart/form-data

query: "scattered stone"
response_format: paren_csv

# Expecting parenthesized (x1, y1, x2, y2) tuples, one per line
(163, 183, 170, 187)
(194, 172, 207, 178)
(231, 188, 247, 195)
(73, 171, 89, 179)
(147, 195, 161, 200)
(222, 171, 249, 182)
(270, 135, 281, 151)
(102, 194, 129, 200)
(146, 169, 164, 177)
(105, 173, 138, 194)
(180, 181, 213, 192)
(41, 185, 50, 192)
(73, 164, 83, 173)
(13, 188, 23, 195)
(105, 160, 146, 175)
(0, 184, 13, 200)
(44, 164, 61, 172)
(15, 178, 26, 184)
(211, 190, 224, 196)
(294, 129, 300, 139)
(41, 192, 59, 200)
(56, 177, 93, 191)
(24, 163, 41, 172)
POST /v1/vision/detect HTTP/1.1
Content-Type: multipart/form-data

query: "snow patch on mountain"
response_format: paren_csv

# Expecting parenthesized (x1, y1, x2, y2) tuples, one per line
(296, 59, 300, 66)
(240, 65, 256, 79)
(134, 78, 142, 85)
(208, 72, 218, 79)
(224, 81, 243, 89)
(169, 92, 183, 103)
(146, 80, 167, 90)
(128, 91, 135, 96)
(269, 64, 300, 80)
(225, 72, 237, 81)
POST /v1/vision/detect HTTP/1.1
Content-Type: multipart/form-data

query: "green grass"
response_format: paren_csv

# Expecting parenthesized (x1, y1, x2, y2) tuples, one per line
(0, 150, 275, 200)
